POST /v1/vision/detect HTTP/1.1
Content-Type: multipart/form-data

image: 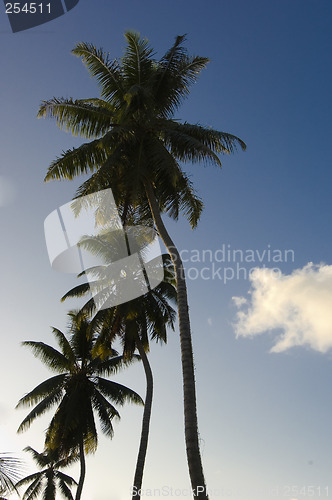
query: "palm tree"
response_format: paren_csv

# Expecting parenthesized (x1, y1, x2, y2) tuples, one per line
(0, 453, 23, 499)
(61, 232, 177, 499)
(38, 32, 246, 498)
(16, 311, 143, 500)
(15, 446, 77, 500)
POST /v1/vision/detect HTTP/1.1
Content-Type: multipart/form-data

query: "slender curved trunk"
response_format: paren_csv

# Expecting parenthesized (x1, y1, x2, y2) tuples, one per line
(132, 334, 153, 500)
(122, 213, 154, 499)
(75, 437, 86, 500)
(145, 180, 208, 500)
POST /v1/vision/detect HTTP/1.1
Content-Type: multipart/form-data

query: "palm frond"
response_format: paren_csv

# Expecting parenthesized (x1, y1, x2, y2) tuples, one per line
(19, 475, 43, 500)
(56, 476, 75, 500)
(16, 374, 66, 409)
(162, 120, 247, 155)
(155, 36, 210, 116)
(151, 161, 204, 228)
(38, 98, 115, 138)
(44, 139, 108, 182)
(122, 31, 154, 87)
(21, 341, 71, 372)
(161, 126, 222, 166)
(79, 98, 115, 110)
(95, 377, 144, 406)
(15, 471, 42, 488)
(51, 328, 76, 365)
(54, 471, 77, 487)
(90, 354, 140, 376)
(91, 390, 118, 437)
(17, 388, 64, 433)
(72, 42, 124, 104)
(0, 454, 23, 495)
(165, 171, 204, 228)
(61, 282, 91, 302)
(21, 447, 47, 468)
(160, 34, 188, 70)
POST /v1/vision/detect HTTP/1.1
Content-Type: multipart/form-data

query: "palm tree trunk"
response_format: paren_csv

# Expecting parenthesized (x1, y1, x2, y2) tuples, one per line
(75, 438, 86, 500)
(122, 213, 154, 499)
(144, 180, 208, 499)
(132, 333, 153, 500)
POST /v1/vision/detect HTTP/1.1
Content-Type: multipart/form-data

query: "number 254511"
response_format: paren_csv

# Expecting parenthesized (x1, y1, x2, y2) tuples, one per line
(5, 3, 51, 14)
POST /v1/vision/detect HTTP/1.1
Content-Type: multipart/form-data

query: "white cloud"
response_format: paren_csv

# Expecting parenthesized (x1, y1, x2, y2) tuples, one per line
(232, 263, 332, 353)
(207, 317, 213, 326)
(232, 296, 247, 308)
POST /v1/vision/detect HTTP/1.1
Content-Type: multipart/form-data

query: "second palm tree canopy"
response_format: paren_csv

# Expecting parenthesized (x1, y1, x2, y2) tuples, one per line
(15, 447, 77, 500)
(62, 242, 177, 499)
(16, 311, 143, 499)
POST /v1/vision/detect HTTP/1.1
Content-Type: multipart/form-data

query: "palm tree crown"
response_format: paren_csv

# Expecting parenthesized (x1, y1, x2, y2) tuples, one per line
(15, 447, 77, 500)
(39, 32, 245, 226)
(16, 311, 143, 499)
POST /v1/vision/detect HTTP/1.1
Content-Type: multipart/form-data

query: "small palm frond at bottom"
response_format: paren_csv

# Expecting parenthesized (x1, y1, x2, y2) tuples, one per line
(0, 454, 24, 494)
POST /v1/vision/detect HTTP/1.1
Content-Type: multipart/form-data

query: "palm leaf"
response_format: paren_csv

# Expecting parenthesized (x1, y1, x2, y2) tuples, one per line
(122, 31, 154, 87)
(17, 388, 64, 433)
(91, 390, 118, 437)
(51, 328, 76, 366)
(90, 354, 140, 376)
(162, 120, 247, 154)
(21, 341, 71, 372)
(54, 471, 77, 487)
(38, 98, 115, 138)
(0, 454, 23, 495)
(154, 36, 210, 116)
(20, 475, 43, 500)
(161, 126, 223, 165)
(56, 476, 75, 500)
(15, 471, 42, 488)
(61, 282, 91, 302)
(44, 139, 108, 182)
(16, 375, 66, 409)
(22, 447, 47, 468)
(72, 42, 124, 104)
(95, 377, 144, 406)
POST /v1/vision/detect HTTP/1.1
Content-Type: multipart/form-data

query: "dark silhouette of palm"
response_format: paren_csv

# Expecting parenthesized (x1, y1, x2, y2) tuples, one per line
(16, 311, 143, 499)
(0, 453, 23, 499)
(38, 32, 246, 498)
(15, 447, 77, 500)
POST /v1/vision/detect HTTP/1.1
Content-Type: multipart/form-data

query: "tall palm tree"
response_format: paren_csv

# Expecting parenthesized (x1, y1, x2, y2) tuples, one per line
(15, 447, 77, 500)
(61, 232, 177, 499)
(38, 32, 246, 498)
(16, 311, 143, 500)
(0, 454, 23, 499)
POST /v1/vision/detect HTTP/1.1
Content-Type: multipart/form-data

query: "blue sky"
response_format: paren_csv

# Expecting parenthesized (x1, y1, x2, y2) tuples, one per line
(1, 1, 332, 499)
